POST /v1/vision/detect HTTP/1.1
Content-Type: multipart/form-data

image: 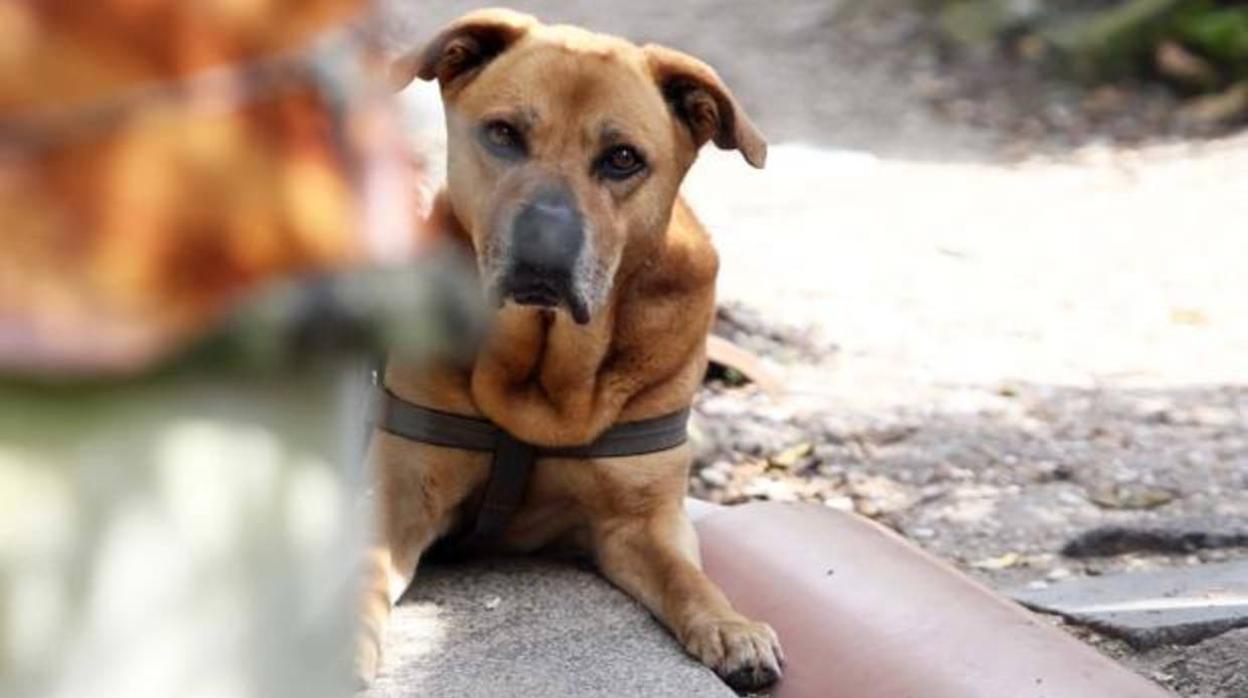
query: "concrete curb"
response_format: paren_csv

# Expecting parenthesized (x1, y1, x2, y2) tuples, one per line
(362, 556, 733, 698)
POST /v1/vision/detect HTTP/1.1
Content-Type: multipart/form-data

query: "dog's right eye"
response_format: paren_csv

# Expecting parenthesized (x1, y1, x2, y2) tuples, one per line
(595, 145, 647, 182)
(480, 121, 526, 160)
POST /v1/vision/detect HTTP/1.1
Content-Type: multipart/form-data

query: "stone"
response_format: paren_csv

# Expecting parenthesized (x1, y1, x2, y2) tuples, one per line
(698, 464, 732, 488)
(1012, 561, 1248, 648)
(846, 472, 917, 517)
(742, 477, 800, 502)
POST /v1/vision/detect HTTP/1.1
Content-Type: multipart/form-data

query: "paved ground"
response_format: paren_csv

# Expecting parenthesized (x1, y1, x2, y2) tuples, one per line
(378, 2, 1248, 695)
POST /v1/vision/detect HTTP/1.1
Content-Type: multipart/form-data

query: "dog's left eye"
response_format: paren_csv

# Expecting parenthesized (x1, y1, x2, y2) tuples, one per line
(597, 146, 647, 181)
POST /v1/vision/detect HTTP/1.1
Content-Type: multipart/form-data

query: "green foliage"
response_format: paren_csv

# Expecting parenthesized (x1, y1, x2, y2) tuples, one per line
(929, 0, 1248, 88)
(1172, 2, 1248, 76)
(1038, 0, 1182, 80)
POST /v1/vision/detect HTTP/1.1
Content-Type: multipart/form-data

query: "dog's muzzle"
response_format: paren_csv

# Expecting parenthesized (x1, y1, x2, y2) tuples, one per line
(497, 188, 591, 324)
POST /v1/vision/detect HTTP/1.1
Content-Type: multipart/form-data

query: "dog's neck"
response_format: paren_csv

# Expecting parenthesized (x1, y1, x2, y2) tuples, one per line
(386, 193, 715, 446)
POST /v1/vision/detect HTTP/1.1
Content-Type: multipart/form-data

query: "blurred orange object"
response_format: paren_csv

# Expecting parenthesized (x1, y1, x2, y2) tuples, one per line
(0, 1, 432, 375)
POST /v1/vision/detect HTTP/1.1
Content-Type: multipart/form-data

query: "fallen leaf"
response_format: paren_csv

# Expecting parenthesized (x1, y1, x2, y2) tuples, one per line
(1156, 40, 1219, 91)
(768, 442, 813, 470)
(1089, 485, 1178, 511)
(972, 552, 1024, 570)
(1178, 82, 1248, 128)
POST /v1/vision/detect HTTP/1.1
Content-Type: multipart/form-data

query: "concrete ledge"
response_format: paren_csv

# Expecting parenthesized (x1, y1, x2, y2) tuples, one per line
(362, 557, 733, 698)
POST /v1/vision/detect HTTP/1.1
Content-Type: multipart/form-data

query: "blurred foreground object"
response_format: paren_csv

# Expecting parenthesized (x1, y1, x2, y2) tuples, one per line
(0, 3, 477, 698)
(0, 0, 459, 377)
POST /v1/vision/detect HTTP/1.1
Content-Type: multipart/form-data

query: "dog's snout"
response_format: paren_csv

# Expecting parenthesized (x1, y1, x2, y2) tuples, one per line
(512, 189, 584, 272)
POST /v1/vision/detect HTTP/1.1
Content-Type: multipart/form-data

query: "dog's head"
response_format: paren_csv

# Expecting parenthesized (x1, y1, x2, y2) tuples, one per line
(391, 9, 766, 325)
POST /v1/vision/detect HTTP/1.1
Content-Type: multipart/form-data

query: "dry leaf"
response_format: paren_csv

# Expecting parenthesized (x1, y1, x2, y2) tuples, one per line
(1089, 485, 1177, 511)
(768, 442, 813, 470)
(971, 552, 1023, 570)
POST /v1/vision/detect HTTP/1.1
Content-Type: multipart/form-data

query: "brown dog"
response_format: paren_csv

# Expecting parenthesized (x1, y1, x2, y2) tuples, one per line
(359, 9, 781, 690)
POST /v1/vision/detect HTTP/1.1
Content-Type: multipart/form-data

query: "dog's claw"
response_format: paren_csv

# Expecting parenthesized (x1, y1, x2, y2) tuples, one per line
(684, 618, 784, 691)
(725, 664, 781, 692)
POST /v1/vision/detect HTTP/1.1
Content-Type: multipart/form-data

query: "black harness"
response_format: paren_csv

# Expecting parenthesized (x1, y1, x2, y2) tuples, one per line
(376, 387, 690, 550)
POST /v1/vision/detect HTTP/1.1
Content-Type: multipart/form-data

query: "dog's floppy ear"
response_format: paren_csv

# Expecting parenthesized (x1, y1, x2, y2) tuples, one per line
(645, 45, 767, 169)
(389, 9, 536, 92)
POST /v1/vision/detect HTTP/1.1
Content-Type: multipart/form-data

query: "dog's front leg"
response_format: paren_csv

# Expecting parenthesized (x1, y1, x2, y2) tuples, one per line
(355, 434, 490, 685)
(356, 543, 409, 686)
(592, 505, 784, 691)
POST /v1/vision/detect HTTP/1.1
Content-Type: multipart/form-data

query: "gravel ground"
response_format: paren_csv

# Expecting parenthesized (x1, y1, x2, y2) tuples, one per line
(380, 2, 1248, 695)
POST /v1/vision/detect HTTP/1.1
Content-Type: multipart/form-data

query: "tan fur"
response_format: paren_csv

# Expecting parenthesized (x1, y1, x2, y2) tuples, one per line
(360, 9, 782, 689)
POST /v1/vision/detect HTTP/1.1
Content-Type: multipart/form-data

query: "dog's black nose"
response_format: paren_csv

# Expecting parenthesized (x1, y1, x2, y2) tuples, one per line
(511, 189, 584, 274)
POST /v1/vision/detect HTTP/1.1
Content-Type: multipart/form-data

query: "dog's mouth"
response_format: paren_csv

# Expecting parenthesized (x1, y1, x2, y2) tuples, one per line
(493, 265, 591, 325)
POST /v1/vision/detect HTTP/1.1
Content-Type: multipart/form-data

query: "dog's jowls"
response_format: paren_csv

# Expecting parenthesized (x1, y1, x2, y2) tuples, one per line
(361, 9, 781, 691)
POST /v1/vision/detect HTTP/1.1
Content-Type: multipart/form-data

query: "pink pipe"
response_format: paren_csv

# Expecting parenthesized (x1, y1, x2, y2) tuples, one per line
(693, 502, 1172, 698)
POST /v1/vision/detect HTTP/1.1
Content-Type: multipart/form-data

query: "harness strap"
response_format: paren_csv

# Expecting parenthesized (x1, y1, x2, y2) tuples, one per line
(379, 393, 499, 452)
(466, 433, 535, 547)
(375, 388, 690, 551)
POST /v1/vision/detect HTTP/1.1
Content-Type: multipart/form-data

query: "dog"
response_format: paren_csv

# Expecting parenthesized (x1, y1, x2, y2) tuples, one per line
(359, 9, 781, 691)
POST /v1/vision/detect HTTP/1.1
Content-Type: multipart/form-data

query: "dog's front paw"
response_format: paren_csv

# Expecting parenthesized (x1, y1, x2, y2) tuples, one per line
(683, 618, 784, 691)
(354, 633, 382, 689)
